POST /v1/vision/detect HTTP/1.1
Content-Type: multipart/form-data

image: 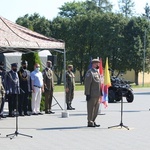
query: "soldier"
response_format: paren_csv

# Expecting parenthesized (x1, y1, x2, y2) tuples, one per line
(84, 59, 102, 127)
(66, 65, 75, 110)
(43, 61, 54, 114)
(0, 75, 5, 119)
(6, 63, 20, 117)
(0, 62, 7, 118)
(18, 60, 31, 116)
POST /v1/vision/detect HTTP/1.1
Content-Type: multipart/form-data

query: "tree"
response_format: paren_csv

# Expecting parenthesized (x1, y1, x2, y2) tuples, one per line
(118, 0, 135, 17)
(123, 17, 150, 85)
(91, 0, 113, 12)
(21, 52, 42, 72)
(144, 3, 150, 19)
(51, 17, 70, 84)
(16, 13, 51, 37)
(59, 0, 112, 18)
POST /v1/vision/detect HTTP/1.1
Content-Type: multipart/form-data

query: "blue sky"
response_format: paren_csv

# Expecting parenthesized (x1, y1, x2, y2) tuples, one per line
(0, 0, 149, 22)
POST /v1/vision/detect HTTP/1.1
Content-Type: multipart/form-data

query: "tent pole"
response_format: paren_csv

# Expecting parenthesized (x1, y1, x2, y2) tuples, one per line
(61, 47, 69, 118)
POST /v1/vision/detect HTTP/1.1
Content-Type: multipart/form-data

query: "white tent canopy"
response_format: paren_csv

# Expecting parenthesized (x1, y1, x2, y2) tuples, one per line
(0, 50, 52, 71)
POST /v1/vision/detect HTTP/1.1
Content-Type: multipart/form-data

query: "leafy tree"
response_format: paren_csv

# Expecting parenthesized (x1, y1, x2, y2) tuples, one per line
(21, 52, 42, 72)
(16, 13, 51, 37)
(118, 0, 135, 17)
(59, 0, 112, 19)
(123, 17, 150, 85)
(91, 0, 113, 12)
(51, 17, 70, 84)
(144, 3, 150, 19)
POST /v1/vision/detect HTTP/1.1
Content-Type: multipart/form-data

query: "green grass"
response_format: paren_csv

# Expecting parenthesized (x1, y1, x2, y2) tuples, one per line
(54, 84, 84, 92)
(54, 83, 150, 92)
(131, 84, 150, 88)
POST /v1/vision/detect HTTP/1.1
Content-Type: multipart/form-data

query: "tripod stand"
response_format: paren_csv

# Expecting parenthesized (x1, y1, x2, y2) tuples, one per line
(52, 95, 63, 110)
(6, 72, 33, 139)
(108, 88, 129, 130)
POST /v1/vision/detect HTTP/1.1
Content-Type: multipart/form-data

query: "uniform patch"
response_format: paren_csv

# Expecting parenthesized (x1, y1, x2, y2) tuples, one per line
(86, 72, 90, 77)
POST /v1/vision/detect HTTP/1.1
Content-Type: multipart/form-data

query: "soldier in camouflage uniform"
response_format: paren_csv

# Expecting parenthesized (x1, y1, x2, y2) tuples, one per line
(0, 62, 6, 118)
(43, 61, 54, 114)
(84, 59, 102, 127)
(66, 65, 75, 110)
(0, 75, 5, 119)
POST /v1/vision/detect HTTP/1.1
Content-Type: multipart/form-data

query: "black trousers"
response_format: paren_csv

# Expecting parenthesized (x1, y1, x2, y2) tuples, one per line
(18, 92, 30, 114)
(8, 94, 17, 115)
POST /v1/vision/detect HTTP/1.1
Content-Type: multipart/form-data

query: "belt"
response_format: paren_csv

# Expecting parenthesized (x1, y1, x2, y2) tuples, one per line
(34, 85, 41, 88)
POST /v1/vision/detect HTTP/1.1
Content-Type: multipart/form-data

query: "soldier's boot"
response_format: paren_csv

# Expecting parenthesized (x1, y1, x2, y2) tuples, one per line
(70, 105, 75, 110)
(67, 104, 72, 110)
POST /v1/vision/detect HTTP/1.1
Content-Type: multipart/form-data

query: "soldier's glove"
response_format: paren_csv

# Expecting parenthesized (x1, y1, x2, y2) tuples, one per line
(86, 95, 91, 101)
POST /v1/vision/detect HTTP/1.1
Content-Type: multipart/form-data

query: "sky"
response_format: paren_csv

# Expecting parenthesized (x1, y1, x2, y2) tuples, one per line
(0, 0, 149, 23)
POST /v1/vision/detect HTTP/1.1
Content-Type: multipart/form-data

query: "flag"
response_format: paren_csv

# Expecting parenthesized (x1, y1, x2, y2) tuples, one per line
(103, 57, 111, 107)
(99, 58, 106, 108)
(88, 57, 92, 69)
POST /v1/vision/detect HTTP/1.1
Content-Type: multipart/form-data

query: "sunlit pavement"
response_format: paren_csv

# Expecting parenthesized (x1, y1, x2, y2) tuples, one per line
(0, 88, 150, 150)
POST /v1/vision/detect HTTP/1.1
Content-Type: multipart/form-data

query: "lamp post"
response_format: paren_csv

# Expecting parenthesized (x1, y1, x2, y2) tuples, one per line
(142, 28, 146, 87)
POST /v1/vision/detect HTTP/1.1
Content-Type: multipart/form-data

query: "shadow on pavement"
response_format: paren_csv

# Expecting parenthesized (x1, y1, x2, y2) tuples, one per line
(37, 126, 87, 131)
(37, 126, 107, 131)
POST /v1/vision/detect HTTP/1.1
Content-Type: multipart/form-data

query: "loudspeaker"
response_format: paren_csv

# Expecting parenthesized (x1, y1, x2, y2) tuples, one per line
(47, 55, 57, 66)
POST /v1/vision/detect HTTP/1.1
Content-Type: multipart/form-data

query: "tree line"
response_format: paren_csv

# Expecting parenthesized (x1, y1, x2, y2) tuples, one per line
(16, 0, 150, 85)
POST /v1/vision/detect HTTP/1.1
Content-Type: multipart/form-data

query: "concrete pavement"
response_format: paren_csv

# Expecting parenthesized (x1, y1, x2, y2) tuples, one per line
(0, 88, 150, 150)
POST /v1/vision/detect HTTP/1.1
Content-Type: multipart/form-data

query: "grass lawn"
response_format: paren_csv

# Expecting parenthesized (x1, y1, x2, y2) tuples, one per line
(131, 84, 150, 88)
(54, 84, 84, 92)
(54, 83, 150, 92)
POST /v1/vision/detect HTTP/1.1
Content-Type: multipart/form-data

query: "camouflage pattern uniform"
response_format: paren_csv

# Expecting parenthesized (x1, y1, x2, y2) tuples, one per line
(43, 67, 54, 113)
(0, 76, 5, 108)
(84, 67, 101, 126)
(66, 67, 75, 109)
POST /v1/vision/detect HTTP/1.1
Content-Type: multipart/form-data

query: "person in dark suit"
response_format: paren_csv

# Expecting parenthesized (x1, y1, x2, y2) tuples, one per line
(6, 63, 20, 117)
(18, 60, 31, 116)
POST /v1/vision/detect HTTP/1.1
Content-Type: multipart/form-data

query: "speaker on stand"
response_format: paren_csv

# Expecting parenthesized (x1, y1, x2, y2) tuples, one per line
(47, 55, 57, 67)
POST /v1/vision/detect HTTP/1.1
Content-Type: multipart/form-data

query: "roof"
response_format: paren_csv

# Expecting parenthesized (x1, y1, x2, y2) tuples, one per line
(0, 16, 65, 53)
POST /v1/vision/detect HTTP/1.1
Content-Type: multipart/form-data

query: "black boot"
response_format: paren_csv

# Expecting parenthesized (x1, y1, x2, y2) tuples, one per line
(67, 104, 72, 110)
(70, 105, 75, 110)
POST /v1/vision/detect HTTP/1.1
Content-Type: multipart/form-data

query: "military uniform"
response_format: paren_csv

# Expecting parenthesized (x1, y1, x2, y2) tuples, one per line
(43, 67, 54, 114)
(66, 67, 75, 110)
(6, 63, 20, 117)
(0, 76, 5, 112)
(18, 67, 31, 116)
(0, 63, 7, 117)
(84, 66, 101, 127)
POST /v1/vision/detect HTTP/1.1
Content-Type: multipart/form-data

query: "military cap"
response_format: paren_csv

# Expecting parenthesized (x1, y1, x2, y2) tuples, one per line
(92, 59, 100, 64)
(21, 60, 28, 65)
(11, 63, 18, 67)
(68, 64, 73, 68)
(47, 60, 52, 63)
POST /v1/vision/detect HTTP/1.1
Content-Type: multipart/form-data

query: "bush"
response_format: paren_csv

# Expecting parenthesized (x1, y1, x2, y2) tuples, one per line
(22, 52, 42, 71)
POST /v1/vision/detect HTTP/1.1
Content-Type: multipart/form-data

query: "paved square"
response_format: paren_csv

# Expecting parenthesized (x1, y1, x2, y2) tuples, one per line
(0, 88, 150, 150)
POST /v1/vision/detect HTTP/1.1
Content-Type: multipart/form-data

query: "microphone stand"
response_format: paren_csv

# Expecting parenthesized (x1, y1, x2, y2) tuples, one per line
(5, 71, 33, 139)
(108, 87, 129, 130)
